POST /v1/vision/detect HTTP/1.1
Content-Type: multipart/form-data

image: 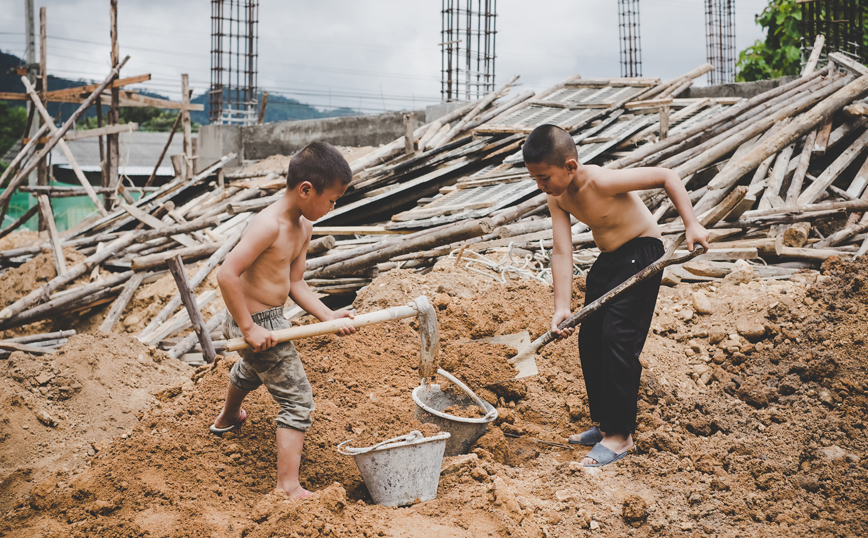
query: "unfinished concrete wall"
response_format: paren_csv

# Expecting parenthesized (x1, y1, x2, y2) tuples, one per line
(684, 76, 798, 99)
(200, 109, 426, 168)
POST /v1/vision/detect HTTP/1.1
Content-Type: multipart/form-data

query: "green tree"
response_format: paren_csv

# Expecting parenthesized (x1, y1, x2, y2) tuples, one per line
(0, 102, 27, 174)
(736, 0, 804, 82)
(79, 107, 199, 132)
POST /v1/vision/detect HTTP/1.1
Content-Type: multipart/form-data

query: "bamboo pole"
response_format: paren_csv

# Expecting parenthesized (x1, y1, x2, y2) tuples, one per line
(0, 204, 39, 241)
(695, 74, 868, 215)
(797, 128, 868, 206)
(21, 77, 108, 215)
(606, 67, 831, 171)
(167, 255, 215, 363)
(0, 56, 130, 215)
(138, 229, 243, 339)
(107, 0, 120, 208)
(181, 74, 193, 179)
(786, 129, 818, 205)
(309, 218, 495, 279)
(0, 214, 217, 323)
(145, 112, 181, 188)
(37, 195, 65, 275)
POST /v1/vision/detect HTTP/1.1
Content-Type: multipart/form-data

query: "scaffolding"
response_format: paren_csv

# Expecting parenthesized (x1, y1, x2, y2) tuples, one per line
(441, 0, 497, 102)
(618, 0, 642, 78)
(210, 0, 259, 126)
(705, 0, 736, 84)
(800, 0, 865, 64)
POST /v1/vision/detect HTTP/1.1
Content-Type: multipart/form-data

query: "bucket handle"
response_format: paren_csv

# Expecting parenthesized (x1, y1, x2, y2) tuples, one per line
(337, 430, 424, 456)
(436, 368, 497, 421)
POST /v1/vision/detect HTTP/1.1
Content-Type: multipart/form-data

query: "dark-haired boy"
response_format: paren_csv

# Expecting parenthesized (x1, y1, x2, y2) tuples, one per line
(210, 141, 357, 498)
(522, 124, 709, 467)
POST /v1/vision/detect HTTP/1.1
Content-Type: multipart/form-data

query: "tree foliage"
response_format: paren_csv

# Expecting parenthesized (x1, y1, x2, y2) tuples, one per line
(79, 107, 199, 132)
(736, 0, 804, 82)
(0, 102, 27, 172)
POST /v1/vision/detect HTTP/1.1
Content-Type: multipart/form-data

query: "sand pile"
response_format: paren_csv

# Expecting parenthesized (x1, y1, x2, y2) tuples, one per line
(1, 256, 867, 537)
(0, 333, 188, 513)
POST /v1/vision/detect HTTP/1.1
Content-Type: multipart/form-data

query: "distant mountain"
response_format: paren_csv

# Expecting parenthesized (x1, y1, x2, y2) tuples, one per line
(0, 50, 361, 126)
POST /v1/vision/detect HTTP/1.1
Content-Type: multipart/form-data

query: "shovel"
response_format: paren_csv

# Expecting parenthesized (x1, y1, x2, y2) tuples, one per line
(488, 245, 706, 385)
(487, 185, 751, 385)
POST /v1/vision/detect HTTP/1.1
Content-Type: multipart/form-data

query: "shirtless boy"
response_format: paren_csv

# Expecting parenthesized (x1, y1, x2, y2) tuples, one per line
(522, 124, 709, 467)
(210, 142, 356, 498)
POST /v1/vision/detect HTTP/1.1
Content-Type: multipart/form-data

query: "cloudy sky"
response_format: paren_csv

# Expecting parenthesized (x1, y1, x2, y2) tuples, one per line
(0, 0, 772, 115)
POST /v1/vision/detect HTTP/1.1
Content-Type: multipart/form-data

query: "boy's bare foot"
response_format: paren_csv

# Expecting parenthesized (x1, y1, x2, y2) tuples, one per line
(213, 408, 247, 430)
(581, 433, 633, 467)
(279, 485, 312, 500)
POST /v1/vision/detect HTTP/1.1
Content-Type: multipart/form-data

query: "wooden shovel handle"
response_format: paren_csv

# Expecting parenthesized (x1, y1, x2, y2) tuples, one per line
(531, 246, 706, 354)
(224, 303, 419, 352)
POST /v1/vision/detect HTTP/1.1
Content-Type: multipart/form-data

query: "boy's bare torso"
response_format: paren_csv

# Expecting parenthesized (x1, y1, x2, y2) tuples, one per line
(240, 203, 310, 314)
(555, 165, 661, 252)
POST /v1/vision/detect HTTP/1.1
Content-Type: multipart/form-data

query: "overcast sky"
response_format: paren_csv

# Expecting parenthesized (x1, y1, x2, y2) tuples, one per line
(0, 0, 772, 115)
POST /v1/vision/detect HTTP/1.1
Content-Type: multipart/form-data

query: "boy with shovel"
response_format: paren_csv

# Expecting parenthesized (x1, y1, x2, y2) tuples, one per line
(210, 142, 357, 498)
(522, 125, 709, 467)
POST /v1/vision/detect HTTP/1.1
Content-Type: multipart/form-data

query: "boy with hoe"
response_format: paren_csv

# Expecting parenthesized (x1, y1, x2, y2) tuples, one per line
(522, 125, 709, 467)
(210, 142, 357, 499)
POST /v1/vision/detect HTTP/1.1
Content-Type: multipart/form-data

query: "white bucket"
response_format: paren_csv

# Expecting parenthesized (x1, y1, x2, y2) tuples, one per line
(338, 430, 451, 507)
(412, 368, 498, 457)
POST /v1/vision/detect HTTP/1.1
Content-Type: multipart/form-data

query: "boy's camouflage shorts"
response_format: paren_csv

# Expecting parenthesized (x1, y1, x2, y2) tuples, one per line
(223, 306, 315, 432)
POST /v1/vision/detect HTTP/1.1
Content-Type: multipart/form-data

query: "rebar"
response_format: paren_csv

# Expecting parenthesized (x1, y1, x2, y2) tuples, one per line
(618, 0, 642, 78)
(210, 0, 259, 126)
(705, 0, 735, 84)
(800, 0, 864, 65)
(441, 0, 497, 102)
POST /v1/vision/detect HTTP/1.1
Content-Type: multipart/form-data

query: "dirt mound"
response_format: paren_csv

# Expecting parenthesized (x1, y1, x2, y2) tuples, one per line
(0, 333, 188, 513)
(0, 230, 39, 251)
(2, 257, 868, 537)
(0, 249, 87, 311)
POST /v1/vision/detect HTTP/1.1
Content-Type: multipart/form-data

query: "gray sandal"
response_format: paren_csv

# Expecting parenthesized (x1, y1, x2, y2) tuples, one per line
(568, 425, 603, 446)
(582, 442, 632, 468)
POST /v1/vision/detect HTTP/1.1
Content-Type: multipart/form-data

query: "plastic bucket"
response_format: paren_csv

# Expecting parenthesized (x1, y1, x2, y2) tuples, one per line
(412, 368, 498, 457)
(337, 430, 451, 507)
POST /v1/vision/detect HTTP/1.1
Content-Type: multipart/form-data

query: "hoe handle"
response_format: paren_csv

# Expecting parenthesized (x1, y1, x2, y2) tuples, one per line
(225, 303, 419, 352)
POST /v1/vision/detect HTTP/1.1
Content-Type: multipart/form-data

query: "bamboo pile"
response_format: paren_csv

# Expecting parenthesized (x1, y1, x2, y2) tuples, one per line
(3, 39, 868, 364)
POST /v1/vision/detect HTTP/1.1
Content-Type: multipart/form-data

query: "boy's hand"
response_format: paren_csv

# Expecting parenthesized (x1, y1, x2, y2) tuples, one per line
(685, 222, 710, 252)
(551, 309, 575, 339)
(329, 309, 356, 336)
(244, 325, 277, 352)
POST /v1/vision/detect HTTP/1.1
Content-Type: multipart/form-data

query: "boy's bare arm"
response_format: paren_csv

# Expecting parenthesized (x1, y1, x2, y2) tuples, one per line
(288, 223, 356, 336)
(549, 196, 576, 338)
(217, 217, 279, 351)
(592, 166, 710, 250)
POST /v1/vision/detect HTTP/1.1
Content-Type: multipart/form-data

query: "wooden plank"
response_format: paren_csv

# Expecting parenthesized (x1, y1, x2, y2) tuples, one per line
(44, 74, 151, 99)
(802, 34, 825, 76)
(829, 51, 868, 77)
(98, 272, 145, 333)
(64, 122, 137, 141)
(37, 195, 66, 276)
(167, 255, 215, 363)
(813, 120, 833, 156)
(119, 203, 199, 248)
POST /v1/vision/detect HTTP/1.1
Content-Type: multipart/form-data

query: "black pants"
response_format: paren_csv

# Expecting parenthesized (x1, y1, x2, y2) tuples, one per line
(578, 236, 664, 435)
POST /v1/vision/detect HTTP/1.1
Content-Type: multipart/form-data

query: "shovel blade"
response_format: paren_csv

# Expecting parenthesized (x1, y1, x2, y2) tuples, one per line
(475, 331, 538, 380)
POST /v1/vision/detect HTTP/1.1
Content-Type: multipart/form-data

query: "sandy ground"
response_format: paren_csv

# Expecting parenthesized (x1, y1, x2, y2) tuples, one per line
(0, 253, 866, 537)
